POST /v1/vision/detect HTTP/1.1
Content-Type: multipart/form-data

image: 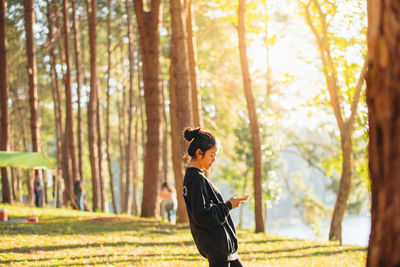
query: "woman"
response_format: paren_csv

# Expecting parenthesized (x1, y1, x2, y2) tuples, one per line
(160, 182, 177, 223)
(183, 127, 248, 267)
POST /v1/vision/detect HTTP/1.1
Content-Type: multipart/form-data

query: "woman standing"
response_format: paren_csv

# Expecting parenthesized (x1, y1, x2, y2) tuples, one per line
(183, 127, 248, 267)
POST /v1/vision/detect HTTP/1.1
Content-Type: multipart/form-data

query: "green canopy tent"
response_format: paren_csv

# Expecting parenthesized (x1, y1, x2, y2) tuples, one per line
(0, 151, 55, 170)
(0, 152, 80, 209)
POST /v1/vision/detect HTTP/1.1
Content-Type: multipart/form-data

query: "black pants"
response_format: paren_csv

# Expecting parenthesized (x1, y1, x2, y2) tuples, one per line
(209, 258, 244, 267)
(34, 190, 42, 207)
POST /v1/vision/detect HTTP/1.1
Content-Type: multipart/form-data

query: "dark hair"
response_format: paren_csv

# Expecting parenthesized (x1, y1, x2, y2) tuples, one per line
(162, 182, 173, 192)
(184, 127, 217, 159)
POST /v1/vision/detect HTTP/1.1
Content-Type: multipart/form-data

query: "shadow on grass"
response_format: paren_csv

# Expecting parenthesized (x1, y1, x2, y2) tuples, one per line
(240, 238, 297, 244)
(240, 244, 338, 255)
(0, 252, 203, 266)
(240, 247, 367, 261)
(0, 216, 189, 236)
(0, 239, 195, 254)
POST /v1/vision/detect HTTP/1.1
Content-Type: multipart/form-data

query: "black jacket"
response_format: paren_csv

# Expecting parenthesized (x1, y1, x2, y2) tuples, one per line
(183, 167, 239, 263)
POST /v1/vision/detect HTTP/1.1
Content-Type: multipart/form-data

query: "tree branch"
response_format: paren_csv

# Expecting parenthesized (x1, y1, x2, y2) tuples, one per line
(348, 57, 367, 132)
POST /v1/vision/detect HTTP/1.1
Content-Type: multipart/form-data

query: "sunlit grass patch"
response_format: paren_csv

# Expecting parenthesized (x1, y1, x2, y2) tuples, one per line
(0, 204, 366, 266)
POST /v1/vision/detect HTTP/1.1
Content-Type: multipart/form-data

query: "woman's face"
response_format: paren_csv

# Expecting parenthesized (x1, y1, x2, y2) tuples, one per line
(197, 146, 218, 170)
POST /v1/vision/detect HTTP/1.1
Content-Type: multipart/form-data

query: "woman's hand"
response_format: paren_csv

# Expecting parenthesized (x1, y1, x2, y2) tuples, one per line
(226, 195, 249, 209)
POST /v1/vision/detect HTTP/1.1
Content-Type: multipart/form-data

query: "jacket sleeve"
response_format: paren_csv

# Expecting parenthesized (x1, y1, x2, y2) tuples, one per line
(190, 177, 232, 229)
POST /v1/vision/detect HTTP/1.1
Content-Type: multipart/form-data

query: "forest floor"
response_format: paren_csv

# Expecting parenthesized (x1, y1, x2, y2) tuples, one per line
(0, 204, 366, 266)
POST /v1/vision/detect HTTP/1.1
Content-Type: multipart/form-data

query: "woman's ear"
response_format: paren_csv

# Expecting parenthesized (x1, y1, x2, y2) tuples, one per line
(195, 148, 203, 159)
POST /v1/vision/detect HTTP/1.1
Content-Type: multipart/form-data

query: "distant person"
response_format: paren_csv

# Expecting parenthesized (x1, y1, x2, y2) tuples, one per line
(160, 182, 177, 223)
(183, 127, 248, 267)
(73, 177, 85, 211)
(33, 170, 42, 208)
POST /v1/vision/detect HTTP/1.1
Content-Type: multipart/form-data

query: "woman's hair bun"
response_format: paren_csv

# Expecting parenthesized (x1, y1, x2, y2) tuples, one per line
(184, 127, 200, 141)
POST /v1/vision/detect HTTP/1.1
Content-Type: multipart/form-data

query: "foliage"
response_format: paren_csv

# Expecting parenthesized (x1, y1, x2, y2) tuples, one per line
(1, 0, 369, 237)
(0, 204, 367, 266)
(282, 171, 331, 238)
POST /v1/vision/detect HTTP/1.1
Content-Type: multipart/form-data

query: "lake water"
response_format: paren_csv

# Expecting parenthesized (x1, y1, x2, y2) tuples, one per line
(267, 215, 370, 246)
(227, 198, 371, 246)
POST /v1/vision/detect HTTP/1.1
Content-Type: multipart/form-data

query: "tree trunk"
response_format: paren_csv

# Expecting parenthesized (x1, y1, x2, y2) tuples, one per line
(237, 0, 265, 233)
(63, 0, 79, 185)
(86, 0, 100, 211)
(366, 1, 400, 265)
(0, 0, 12, 203)
(47, 0, 63, 172)
(122, 0, 135, 214)
(62, 128, 72, 205)
(186, 0, 202, 128)
(71, 0, 84, 181)
(117, 95, 125, 214)
(329, 132, 353, 242)
(169, 0, 193, 223)
(132, 54, 142, 216)
(118, 46, 126, 212)
(161, 80, 168, 184)
(24, 0, 41, 153)
(97, 88, 108, 212)
(106, 0, 118, 214)
(134, 0, 163, 218)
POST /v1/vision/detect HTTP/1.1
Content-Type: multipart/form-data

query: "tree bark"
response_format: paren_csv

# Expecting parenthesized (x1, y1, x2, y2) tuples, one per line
(366, 0, 400, 265)
(161, 80, 168, 184)
(47, 0, 63, 172)
(106, 0, 118, 214)
(118, 46, 126, 212)
(237, 0, 265, 233)
(86, 0, 100, 211)
(186, 0, 202, 128)
(132, 53, 142, 216)
(63, 0, 79, 185)
(328, 132, 353, 242)
(122, 0, 135, 214)
(24, 0, 41, 154)
(97, 90, 108, 212)
(0, 0, 12, 203)
(169, 0, 193, 223)
(134, 0, 163, 218)
(71, 0, 84, 181)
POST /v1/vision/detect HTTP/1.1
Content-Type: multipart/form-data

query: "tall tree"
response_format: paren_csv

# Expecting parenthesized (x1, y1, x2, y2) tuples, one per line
(161, 80, 168, 184)
(366, 0, 400, 265)
(97, 89, 108, 211)
(122, 0, 135, 214)
(86, 0, 100, 211)
(237, 0, 265, 233)
(299, 0, 367, 242)
(132, 52, 141, 216)
(118, 44, 127, 213)
(106, 0, 118, 214)
(0, 0, 12, 203)
(186, 0, 202, 127)
(24, 0, 41, 153)
(71, 0, 84, 181)
(134, 0, 163, 218)
(170, 0, 193, 223)
(47, 0, 63, 172)
(63, 0, 79, 185)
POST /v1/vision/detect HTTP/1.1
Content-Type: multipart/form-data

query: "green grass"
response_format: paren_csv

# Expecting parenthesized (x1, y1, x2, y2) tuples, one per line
(0, 204, 366, 266)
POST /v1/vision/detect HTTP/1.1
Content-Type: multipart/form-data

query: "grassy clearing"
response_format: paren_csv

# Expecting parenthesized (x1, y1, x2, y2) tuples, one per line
(0, 204, 366, 266)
